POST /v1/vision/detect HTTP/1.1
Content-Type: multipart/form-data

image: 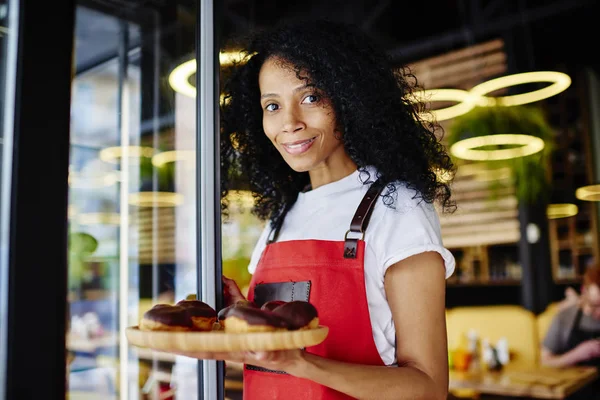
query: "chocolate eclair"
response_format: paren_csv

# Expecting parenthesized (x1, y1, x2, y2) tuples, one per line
(260, 300, 286, 312)
(176, 300, 218, 331)
(140, 304, 194, 332)
(219, 303, 290, 333)
(272, 301, 319, 330)
(140, 300, 217, 332)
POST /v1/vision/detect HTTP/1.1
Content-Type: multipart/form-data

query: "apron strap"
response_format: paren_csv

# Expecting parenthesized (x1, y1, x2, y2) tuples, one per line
(343, 180, 386, 258)
(267, 179, 386, 251)
(266, 203, 292, 244)
(565, 308, 584, 349)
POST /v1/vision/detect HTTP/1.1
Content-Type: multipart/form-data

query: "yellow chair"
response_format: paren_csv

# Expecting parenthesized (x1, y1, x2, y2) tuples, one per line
(446, 305, 539, 369)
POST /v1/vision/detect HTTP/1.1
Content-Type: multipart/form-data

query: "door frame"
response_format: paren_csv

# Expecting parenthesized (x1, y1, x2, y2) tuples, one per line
(196, 0, 224, 398)
(3, 0, 75, 399)
(1, 0, 225, 398)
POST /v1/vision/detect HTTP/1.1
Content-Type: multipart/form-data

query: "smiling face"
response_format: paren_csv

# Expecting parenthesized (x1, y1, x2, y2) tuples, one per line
(258, 57, 355, 180)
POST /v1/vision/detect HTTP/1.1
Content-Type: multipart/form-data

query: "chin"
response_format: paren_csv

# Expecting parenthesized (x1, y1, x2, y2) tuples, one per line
(281, 156, 318, 173)
(287, 163, 313, 173)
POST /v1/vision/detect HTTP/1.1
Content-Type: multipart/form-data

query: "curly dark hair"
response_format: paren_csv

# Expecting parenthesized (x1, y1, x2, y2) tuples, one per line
(220, 19, 455, 227)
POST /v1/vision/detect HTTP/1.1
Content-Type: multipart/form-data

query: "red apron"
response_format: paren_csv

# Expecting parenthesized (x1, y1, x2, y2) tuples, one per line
(243, 181, 387, 400)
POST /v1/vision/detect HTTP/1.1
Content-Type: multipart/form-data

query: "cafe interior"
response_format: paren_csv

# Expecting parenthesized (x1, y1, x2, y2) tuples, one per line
(2, 0, 600, 399)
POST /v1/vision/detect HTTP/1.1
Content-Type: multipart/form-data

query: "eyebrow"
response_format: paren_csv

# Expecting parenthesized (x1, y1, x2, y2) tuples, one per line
(260, 84, 315, 100)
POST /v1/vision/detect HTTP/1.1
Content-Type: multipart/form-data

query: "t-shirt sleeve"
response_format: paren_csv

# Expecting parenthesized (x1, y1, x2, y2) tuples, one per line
(371, 198, 455, 279)
(542, 310, 568, 354)
(247, 221, 271, 274)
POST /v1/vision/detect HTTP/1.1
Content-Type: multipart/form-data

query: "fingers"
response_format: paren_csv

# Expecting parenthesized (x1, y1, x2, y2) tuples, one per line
(247, 351, 270, 361)
(222, 276, 246, 305)
(244, 350, 295, 363)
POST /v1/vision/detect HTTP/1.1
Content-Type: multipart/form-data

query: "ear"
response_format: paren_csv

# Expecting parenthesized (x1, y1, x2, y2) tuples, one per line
(333, 125, 344, 140)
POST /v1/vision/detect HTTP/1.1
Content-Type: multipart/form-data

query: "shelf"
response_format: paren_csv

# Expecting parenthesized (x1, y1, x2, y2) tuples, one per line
(557, 240, 573, 249)
(558, 245, 594, 254)
(555, 278, 582, 285)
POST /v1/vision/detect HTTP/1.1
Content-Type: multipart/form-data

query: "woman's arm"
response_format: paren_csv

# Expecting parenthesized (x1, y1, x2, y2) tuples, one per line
(174, 252, 448, 400)
(248, 251, 449, 400)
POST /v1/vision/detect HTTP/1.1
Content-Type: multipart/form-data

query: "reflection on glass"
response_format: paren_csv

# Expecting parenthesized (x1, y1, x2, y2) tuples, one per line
(66, 3, 198, 399)
(0, 0, 16, 396)
(222, 191, 264, 295)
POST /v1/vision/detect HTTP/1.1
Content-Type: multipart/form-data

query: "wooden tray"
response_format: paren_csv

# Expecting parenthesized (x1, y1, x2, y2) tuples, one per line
(125, 326, 329, 353)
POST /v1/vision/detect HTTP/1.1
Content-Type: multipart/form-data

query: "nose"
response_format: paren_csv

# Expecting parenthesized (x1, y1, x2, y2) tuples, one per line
(281, 106, 306, 133)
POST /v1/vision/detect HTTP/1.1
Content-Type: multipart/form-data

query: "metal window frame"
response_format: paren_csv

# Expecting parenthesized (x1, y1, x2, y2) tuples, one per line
(3, 0, 75, 399)
(0, 0, 20, 397)
(196, 0, 224, 399)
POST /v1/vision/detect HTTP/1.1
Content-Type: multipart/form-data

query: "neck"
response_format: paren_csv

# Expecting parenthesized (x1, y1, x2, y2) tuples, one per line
(308, 153, 357, 190)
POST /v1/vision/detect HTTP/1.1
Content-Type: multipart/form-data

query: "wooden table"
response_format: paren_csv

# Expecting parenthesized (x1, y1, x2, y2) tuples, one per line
(449, 366, 598, 399)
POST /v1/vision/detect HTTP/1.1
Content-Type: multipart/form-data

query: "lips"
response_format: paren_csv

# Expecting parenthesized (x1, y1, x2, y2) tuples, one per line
(281, 136, 316, 155)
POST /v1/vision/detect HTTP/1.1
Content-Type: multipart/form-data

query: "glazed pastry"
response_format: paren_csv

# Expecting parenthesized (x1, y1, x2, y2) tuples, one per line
(272, 301, 319, 330)
(260, 300, 286, 311)
(176, 300, 218, 331)
(218, 303, 289, 333)
(140, 300, 217, 332)
(217, 299, 257, 324)
(140, 304, 194, 332)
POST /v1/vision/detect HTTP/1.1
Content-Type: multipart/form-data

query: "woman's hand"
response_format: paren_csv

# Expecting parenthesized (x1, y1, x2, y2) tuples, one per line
(244, 349, 306, 374)
(167, 348, 306, 375)
(222, 275, 246, 306)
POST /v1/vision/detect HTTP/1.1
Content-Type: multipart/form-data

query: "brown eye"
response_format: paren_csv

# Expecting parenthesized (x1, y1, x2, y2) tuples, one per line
(302, 94, 319, 104)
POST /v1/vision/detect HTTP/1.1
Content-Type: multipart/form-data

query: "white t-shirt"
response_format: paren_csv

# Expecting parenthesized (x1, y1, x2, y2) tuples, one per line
(248, 168, 455, 365)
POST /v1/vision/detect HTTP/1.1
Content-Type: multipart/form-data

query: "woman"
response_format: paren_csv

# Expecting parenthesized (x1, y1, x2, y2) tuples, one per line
(184, 20, 456, 399)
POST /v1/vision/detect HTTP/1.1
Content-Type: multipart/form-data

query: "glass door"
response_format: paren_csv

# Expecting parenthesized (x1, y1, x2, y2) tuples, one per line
(0, 0, 17, 396)
(66, 1, 210, 398)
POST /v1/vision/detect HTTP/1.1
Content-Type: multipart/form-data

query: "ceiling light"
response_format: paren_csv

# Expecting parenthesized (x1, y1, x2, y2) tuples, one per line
(450, 134, 545, 161)
(99, 146, 155, 164)
(152, 150, 196, 167)
(169, 59, 196, 98)
(547, 203, 578, 219)
(77, 212, 121, 225)
(413, 89, 486, 122)
(469, 71, 571, 107)
(576, 184, 600, 201)
(129, 192, 183, 207)
(169, 51, 248, 98)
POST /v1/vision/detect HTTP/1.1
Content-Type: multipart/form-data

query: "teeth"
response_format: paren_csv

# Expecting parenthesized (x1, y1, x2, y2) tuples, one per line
(285, 138, 314, 149)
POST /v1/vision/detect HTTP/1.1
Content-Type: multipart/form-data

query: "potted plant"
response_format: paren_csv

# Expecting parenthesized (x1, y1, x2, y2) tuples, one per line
(446, 105, 555, 205)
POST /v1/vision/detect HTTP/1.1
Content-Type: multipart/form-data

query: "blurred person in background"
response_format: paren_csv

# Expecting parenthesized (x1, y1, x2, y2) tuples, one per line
(542, 266, 600, 368)
(541, 266, 600, 398)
